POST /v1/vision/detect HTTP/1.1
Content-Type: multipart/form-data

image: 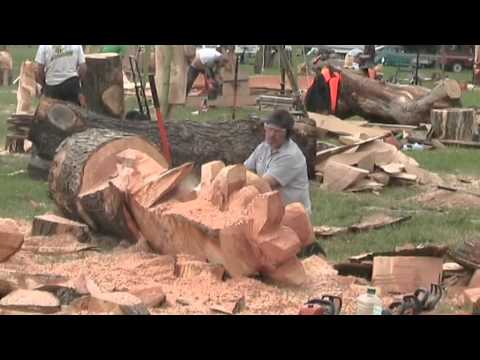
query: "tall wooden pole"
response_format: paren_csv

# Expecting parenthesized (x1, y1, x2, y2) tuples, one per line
(160, 45, 172, 119)
(474, 45, 480, 85)
(143, 45, 151, 78)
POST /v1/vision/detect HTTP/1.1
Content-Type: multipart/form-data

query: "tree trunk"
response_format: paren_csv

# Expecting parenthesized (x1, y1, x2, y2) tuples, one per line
(83, 53, 124, 118)
(48, 128, 168, 241)
(428, 108, 478, 141)
(306, 65, 462, 126)
(31, 97, 318, 177)
(155, 45, 189, 106)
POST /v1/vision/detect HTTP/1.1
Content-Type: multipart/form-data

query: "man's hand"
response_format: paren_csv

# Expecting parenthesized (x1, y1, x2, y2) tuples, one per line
(78, 63, 87, 82)
(263, 175, 281, 190)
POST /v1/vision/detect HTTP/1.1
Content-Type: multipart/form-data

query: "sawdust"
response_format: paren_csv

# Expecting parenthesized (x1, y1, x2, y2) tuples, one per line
(0, 229, 366, 315)
(159, 198, 246, 230)
(417, 190, 480, 209)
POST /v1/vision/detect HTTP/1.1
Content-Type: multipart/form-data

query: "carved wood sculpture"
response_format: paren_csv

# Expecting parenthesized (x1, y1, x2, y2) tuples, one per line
(48, 130, 314, 285)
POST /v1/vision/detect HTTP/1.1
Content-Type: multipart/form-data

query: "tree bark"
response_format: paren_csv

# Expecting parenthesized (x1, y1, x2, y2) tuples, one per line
(83, 53, 124, 118)
(48, 128, 168, 242)
(306, 65, 462, 126)
(31, 97, 318, 177)
(429, 108, 478, 141)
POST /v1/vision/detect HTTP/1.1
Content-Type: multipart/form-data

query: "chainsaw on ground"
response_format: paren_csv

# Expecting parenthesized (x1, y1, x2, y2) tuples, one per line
(299, 295, 342, 315)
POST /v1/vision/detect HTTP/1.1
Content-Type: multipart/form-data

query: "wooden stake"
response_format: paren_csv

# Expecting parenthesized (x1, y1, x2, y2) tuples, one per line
(160, 45, 172, 120)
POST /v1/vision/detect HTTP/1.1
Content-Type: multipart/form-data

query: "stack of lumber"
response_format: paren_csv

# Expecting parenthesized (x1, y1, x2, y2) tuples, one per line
(309, 112, 443, 192)
(47, 128, 315, 286)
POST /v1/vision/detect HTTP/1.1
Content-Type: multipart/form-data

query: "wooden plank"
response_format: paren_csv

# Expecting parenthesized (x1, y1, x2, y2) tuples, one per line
(308, 112, 390, 138)
(314, 215, 411, 239)
(323, 161, 369, 192)
(316, 135, 387, 160)
(372, 257, 443, 294)
(439, 140, 480, 148)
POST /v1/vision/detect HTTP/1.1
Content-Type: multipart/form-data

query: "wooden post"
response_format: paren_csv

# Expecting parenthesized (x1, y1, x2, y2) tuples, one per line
(160, 45, 172, 119)
(280, 45, 286, 95)
(143, 45, 151, 78)
(474, 45, 480, 86)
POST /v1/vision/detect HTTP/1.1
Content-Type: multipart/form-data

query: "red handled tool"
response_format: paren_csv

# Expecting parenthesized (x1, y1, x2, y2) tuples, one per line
(148, 74, 172, 166)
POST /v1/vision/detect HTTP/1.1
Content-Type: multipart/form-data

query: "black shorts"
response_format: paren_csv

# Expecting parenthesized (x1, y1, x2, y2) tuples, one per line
(44, 76, 81, 105)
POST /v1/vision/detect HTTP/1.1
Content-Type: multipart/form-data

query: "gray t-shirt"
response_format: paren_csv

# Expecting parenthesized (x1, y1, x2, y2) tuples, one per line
(35, 45, 86, 86)
(244, 139, 312, 215)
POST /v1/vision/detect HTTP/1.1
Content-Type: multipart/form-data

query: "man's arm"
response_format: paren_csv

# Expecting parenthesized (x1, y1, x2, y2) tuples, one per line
(34, 45, 46, 87)
(34, 63, 46, 87)
(263, 175, 281, 189)
(78, 63, 87, 82)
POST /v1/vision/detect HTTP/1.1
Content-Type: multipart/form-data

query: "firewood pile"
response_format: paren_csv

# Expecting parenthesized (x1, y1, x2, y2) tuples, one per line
(310, 112, 444, 192)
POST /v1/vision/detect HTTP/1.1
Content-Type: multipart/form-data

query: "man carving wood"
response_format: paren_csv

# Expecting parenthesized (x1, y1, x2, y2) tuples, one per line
(34, 45, 87, 106)
(244, 110, 312, 215)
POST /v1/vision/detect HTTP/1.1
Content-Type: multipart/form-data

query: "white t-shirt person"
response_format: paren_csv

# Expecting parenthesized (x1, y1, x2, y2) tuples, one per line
(196, 48, 223, 68)
(35, 45, 86, 86)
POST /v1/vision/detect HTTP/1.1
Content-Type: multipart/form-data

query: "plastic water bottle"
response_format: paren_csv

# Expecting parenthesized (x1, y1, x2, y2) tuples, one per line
(356, 287, 383, 315)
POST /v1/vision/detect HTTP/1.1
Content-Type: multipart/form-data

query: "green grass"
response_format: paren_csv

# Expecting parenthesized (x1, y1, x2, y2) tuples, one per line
(0, 154, 55, 220)
(408, 148, 480, 177)
(311, 182, 480, 262)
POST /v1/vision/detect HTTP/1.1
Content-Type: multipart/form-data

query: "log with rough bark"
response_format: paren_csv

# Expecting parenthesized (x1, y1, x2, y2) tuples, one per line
(83, 53, 124, 118)
(428, 108, 478, 141)
(31, 96, 318, 177)
(48, 128, 168, 242)
(305, 65, 462, 126)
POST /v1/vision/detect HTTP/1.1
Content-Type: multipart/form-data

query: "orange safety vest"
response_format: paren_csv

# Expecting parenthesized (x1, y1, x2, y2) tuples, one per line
(321, 67, 342, 114)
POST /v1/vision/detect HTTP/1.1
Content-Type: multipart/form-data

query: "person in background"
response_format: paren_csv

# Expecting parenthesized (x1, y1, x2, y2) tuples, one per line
(34, 45, 87, 106)
(186, 46, 229, 98)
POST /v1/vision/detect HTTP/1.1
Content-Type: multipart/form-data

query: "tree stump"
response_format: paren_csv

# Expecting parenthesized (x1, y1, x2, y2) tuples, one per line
(429, 108, 478, 141)
(83, 53, 124, 118)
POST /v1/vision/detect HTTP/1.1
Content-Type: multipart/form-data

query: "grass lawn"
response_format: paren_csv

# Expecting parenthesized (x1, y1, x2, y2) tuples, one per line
(1, 45, 480, 265)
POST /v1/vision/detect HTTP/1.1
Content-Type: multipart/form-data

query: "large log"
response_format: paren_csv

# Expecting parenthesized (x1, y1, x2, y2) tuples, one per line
(428, 108, 478, 141)
(31, 97, 318, 177)
(48, 128, 168, 241)
(305, 65, 462, 126)
(83, 53, 124, 118)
